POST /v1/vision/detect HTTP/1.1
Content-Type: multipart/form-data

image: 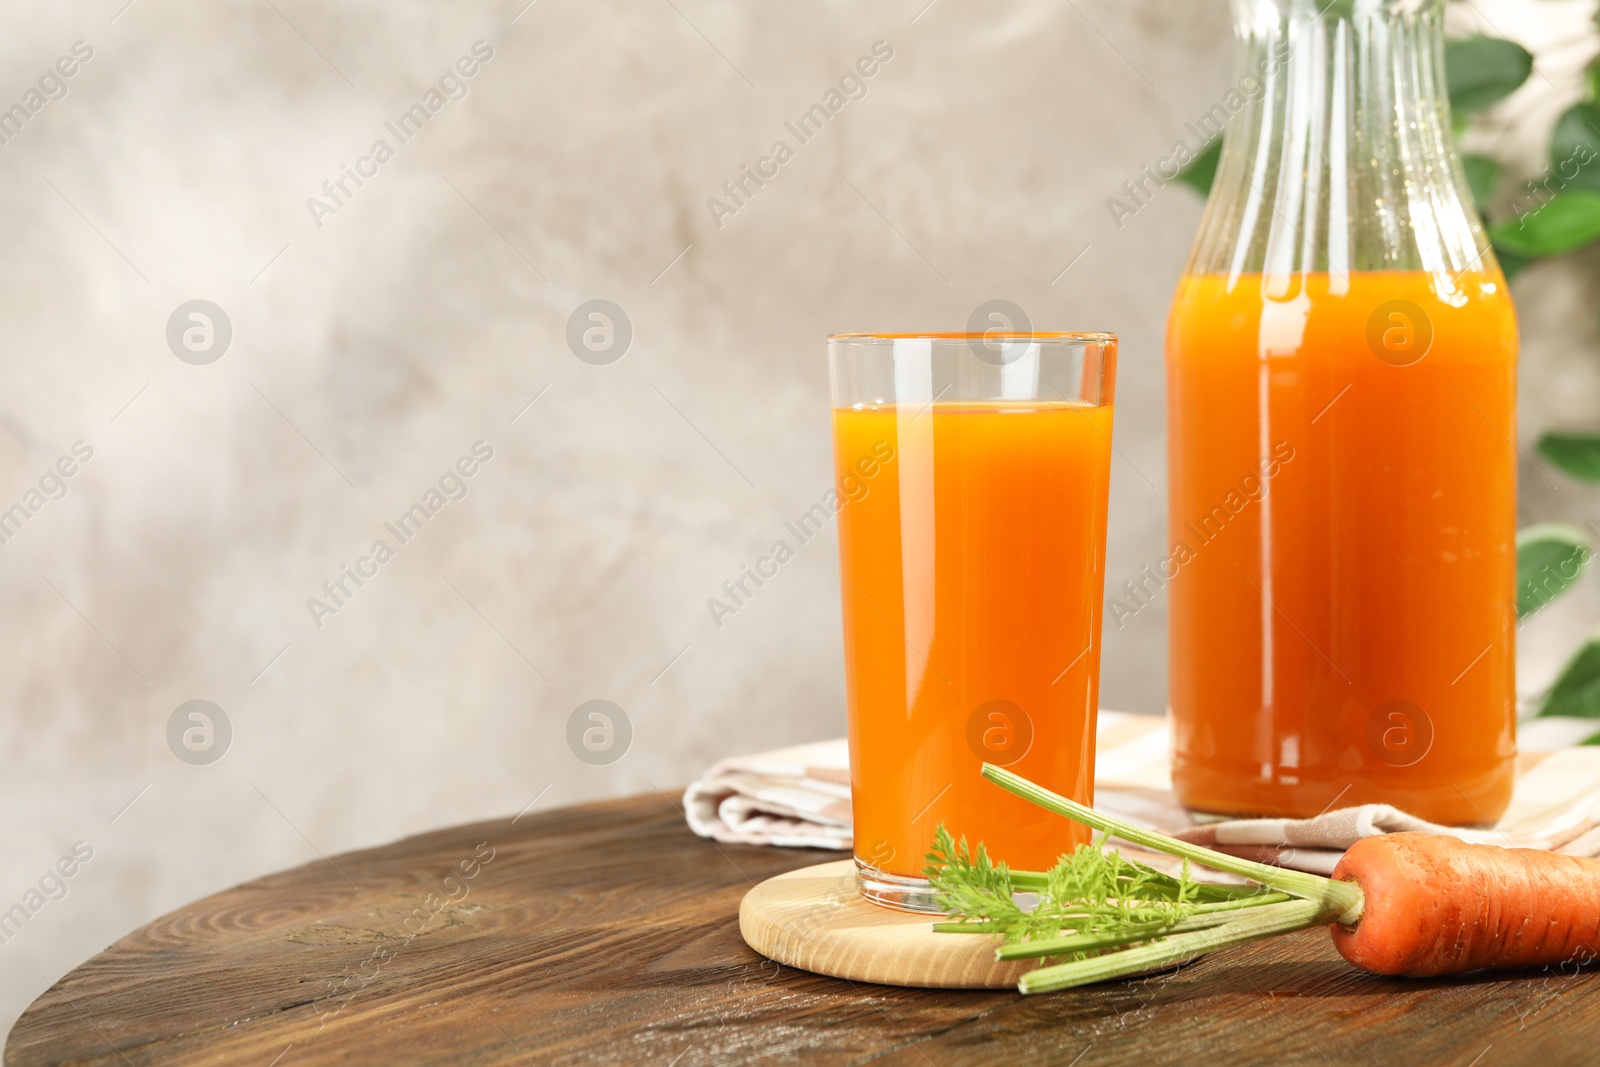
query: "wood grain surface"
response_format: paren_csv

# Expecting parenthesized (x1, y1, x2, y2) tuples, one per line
(738, 859, 1038, 989)
(7, 793, 1600, 1067)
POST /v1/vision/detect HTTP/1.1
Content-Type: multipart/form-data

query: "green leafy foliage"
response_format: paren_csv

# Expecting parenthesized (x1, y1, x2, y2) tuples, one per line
(1462, 153, 1501, 211)
(924, 825, 1200, 952)
(1538, 634, 1600, 719)
(1550, 103, 1600, 192)
(1176, 137, 1222, 197)
(1445, 37, 1534, 115)
(1539, 432, 1600, 481)
(924, 826, 1021, 929)
(1488, 191, 1600, 257)
(1516, 524, 1593, 620)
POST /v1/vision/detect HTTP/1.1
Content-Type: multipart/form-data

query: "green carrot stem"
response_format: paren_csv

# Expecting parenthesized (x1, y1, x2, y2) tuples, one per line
(1017, 899, 1331, 993)
(981, 764, 1365, 925)
(1127, 870, 1262, 901)
(1143, 869, 1271, 900)
(1193, 883, 1271, 900)
(1041, 894, 1288, 921)
(1104, 875, 1259, 902)
(995, 910, 1245, 960)
(1185, 891, 1291, 913)
(932, 920, 1006, 934)
(1005, 870, 1228, 897)
(1021, 895, 1294, 926)
(933, 890, 1290, 939)
(964, 856, 1290, 903)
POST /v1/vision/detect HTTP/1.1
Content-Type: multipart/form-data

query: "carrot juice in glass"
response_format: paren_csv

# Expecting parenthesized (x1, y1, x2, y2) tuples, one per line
(829, 332, 1117, 912)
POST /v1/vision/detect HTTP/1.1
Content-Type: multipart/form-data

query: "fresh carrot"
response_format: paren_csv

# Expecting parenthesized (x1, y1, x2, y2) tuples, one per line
(1330, 833, 1600, 977)
(953, 765, 1600, 991)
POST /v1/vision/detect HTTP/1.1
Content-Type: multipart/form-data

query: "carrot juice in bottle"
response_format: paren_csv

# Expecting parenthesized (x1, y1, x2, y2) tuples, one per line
(1165, 0, 1517, 824)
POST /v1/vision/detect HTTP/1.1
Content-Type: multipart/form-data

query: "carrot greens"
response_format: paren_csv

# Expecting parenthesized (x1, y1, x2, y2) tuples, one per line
(925, 763, 1368, 990)
(924, 825, 1220, 950)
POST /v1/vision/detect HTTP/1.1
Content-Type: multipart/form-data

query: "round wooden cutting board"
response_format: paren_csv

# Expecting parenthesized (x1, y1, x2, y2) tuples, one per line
(738, 859, 1039, 988)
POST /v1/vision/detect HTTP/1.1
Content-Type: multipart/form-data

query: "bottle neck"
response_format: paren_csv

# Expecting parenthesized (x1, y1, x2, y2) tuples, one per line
(1187, 0, 1495, 289)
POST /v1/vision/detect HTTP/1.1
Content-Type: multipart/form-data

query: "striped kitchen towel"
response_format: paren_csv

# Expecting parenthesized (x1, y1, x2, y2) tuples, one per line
(684, 738, 852, 850)
(684, 711, 1600, 873)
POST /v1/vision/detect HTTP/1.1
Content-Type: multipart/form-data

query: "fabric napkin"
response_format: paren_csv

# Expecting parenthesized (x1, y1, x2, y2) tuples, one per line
(683, 711, 1600, 874)
(683, 738, 852, 849)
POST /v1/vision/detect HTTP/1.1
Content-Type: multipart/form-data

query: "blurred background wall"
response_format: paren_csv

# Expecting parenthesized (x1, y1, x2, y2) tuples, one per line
(0, 0, 1596, 1033)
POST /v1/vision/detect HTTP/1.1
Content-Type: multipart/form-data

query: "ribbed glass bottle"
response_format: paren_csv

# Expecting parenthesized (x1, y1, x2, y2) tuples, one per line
(1165, 0, 1518, 824)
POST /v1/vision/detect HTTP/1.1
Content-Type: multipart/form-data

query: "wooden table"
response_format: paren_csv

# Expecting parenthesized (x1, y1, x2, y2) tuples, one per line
(8, 794, 1598, 1066)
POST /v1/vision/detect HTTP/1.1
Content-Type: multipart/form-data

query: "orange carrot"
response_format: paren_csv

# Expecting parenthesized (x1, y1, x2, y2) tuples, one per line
(1331, 833, 1600, 977)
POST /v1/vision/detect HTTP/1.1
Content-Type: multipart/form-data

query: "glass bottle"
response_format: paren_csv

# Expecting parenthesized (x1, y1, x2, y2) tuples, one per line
(1165, 0, 1518, 824)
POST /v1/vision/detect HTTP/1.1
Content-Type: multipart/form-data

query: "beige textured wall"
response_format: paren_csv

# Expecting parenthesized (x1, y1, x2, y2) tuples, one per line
(1, 0, 1595, 1036)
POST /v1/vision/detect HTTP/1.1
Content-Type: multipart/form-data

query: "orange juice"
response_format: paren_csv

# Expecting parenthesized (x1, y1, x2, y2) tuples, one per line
(1166, 271, 1517, 824)
(835, 401, 1113, 876)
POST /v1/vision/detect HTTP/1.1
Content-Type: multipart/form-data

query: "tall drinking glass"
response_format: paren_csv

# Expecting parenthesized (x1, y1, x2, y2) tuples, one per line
(829, 332, 1118, 912)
